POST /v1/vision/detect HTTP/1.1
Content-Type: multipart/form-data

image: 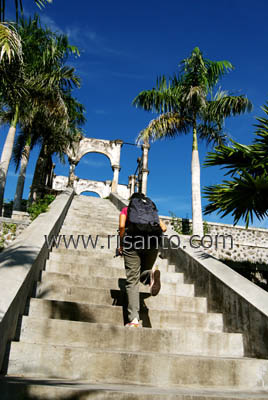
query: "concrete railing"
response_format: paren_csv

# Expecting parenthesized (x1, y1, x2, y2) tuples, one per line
(109, 192, 128, 210)
(0, 188, 75, 372)
(160, 231, 268, 359)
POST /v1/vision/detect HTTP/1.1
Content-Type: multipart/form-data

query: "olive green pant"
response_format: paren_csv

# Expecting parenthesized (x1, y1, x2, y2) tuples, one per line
(123, 247, 158, 322)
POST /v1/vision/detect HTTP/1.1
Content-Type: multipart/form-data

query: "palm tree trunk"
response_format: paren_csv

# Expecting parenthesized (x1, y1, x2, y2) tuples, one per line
(13, 139, 31, 211)
(0, 104, 19, 215)
(191, 117, 204, 237)
(29, 144, 45, 203)
(29, 143, 52, 203)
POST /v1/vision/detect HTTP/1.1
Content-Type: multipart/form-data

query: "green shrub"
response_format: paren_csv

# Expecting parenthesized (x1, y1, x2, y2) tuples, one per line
(0, 223, 17, 251)
(27, 195, 55, 220)
(169, 211, 210, 235)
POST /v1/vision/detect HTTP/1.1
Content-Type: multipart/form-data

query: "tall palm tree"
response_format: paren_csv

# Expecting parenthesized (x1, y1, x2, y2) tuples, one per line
(0, 16, 80, 213)
(203, 103, 268, 227)
(10, 17, 82, 208)
(133, 47, 252, 236)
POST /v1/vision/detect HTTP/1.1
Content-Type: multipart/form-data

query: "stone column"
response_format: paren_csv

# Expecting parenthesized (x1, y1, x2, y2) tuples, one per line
(111, 139, 123, 194)
(68, 160, 77, 188)
(128, 175, 136, 196)
(111, 165, 121, 193)
(141, 142, 150, 195)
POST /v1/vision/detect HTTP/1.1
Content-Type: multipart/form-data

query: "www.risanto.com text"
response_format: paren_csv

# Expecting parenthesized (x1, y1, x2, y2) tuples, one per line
(44, 234, 233, 250)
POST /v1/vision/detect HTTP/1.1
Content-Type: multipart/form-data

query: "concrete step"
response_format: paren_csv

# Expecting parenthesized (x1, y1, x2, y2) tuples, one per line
(35, 283, 207, 312)
(7, 342, 268, 387)
(49, 247, 116, 260)
(40, 271, 194, 296)
(2, 379, 268, 400)
(64, 210, 119, 219)
(19, 317, 244, 357)
(47, 235, 118, 251)
(62, 217, 118, 226)
(45, 260, 185, 284)
(60, 223, 119, 233)
(27, 298, 223, 331)
(49, 250, 172, 276)
(50, 244, 117, 255)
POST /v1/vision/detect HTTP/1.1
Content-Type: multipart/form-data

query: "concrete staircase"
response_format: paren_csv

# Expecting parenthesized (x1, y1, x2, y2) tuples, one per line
(2, 195, 268, 399)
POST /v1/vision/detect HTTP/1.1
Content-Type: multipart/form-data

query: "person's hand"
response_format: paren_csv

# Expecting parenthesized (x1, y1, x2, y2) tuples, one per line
(118, 246, 123, 256)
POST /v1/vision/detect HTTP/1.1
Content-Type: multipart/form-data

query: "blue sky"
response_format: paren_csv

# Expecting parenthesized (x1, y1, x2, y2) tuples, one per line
(1, 0, 268, 228)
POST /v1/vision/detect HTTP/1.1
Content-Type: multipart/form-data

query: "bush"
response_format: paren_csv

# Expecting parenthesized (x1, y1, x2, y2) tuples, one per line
(0, 223, 17, 251)
(169, 211, 210, 235)
(27, 195, 55, 221)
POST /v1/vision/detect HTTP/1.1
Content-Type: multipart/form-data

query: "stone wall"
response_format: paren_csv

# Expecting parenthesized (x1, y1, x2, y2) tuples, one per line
(0, 189, 74, 372)
(159, 216, 268, 264)
(53, 175, 130, 200)
(0, 217, 30, 251)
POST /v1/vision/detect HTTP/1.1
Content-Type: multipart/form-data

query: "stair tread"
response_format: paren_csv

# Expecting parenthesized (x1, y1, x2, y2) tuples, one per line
(8, 340, 252, 360)
(2, 378, 268, 400)
(21, 316, 239, 336)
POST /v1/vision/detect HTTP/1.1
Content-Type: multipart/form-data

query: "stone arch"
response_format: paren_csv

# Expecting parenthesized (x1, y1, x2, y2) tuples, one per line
(75, 151, 112, 181)
(67, 138, 123, 193)
(75, 179, 111, 198)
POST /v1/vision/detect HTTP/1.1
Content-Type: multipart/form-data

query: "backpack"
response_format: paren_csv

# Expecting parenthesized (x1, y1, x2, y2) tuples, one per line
(126, 195, 162, 238)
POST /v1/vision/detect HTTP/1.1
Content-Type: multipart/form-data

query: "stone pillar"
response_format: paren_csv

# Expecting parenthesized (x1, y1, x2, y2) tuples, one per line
(111, 165, 121, 193)
(141, 142, 150, 195)
(111, 139, 123, 194)
(68, 160, 77, 188)
(128, 175, 136, 196)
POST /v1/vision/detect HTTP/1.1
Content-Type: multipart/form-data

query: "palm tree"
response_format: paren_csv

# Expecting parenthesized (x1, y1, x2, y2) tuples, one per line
(10, 17, 82, 208)
(203, 104, 268, 227)
(133, 47, 252, 236)
(0, 16, 80, 213)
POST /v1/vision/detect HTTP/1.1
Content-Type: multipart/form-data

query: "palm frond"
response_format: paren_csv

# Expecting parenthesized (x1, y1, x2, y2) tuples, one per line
(0, 22, 22, 62)
(132, 86, 180, 114)
(34, 0, 53, 8)
(208, 94, 252, 119)
(203, 172, 268, 227)
(136, 112, 191, 144)
(197, 122, 228, 147)
(205, 60, 234, 88)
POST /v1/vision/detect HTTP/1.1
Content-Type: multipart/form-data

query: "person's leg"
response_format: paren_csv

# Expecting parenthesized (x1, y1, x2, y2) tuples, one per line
(123, 247, 141, 323)
(139, 248, 158, 285)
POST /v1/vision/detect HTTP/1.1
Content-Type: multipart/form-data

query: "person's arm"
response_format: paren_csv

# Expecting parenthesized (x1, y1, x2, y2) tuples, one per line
(159, 218, 167, 232)
(118, 213, 127, 255)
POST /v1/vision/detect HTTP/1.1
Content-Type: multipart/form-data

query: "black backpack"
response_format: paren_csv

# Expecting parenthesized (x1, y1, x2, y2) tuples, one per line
(126, 195, 162, 237)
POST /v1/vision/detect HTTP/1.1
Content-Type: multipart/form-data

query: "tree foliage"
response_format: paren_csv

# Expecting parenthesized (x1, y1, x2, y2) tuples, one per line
(133, 48, 252, 146)
(203, 104, 268, 227)
(133, 47, 252, 236)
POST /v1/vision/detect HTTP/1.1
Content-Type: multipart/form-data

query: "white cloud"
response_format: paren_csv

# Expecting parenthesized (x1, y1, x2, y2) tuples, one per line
(39, 16, 123, 58)
(40, 14, 64, 34)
